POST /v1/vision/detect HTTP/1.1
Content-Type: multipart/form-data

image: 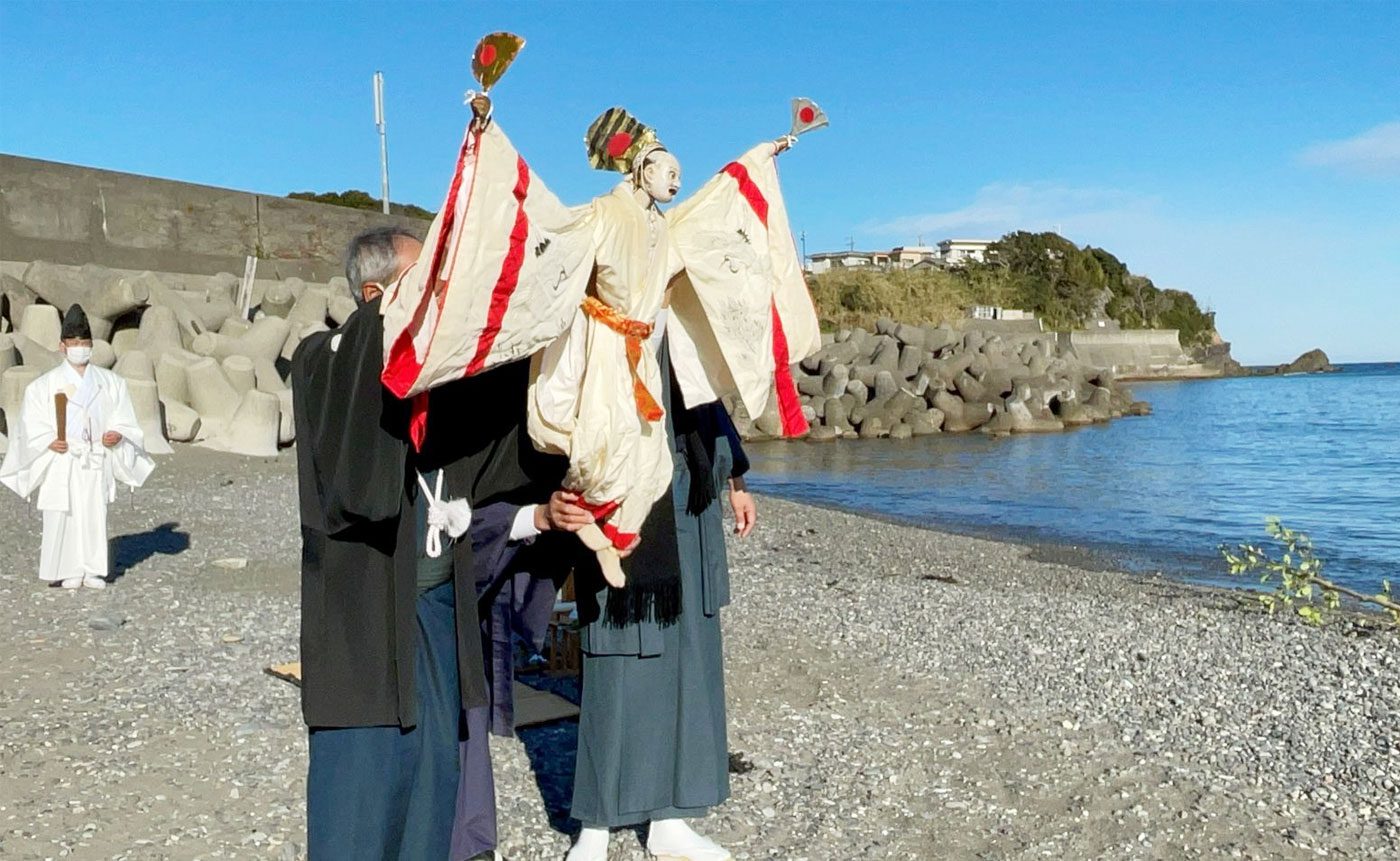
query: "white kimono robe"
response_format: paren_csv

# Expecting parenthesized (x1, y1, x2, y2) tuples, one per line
(0, 363, 154, 581)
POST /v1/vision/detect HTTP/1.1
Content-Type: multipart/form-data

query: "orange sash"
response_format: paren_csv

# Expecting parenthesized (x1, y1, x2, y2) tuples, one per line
(580, 296, 664, 422)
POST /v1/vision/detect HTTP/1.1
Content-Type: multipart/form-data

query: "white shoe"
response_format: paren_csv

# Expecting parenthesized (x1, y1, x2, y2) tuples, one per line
(82, 576, 107, 589)
(647, 819, 732, 861)
(60, 578, 83, 589)
(564, 827, 609, 861)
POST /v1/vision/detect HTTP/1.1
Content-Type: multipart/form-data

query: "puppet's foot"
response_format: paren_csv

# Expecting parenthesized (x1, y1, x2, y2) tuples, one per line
(577, 524, 627, 588)
(82, 576, 106, 590)
(60, 578, 83, 589)
(647, 819, 732, 861)
(564, 827, 609, 861)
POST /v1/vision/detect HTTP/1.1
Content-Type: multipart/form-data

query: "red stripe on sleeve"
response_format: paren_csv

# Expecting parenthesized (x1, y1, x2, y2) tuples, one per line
(383, 128, 480, 399)
(465, 155, 531, 376)
(721, 161, 769, 227)
(770, 301, 808, 437)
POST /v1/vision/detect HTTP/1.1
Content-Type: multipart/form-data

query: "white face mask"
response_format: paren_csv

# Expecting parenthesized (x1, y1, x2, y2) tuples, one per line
(639, 151, 681, 204)
(65, 346, 92, 367)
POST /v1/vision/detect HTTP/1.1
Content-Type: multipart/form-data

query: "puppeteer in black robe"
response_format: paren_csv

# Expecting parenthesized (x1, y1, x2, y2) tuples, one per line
(292, 297, 563, 729)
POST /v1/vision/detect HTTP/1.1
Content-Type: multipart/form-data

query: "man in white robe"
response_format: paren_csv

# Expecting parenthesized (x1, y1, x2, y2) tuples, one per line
(0, 304, 154, 587)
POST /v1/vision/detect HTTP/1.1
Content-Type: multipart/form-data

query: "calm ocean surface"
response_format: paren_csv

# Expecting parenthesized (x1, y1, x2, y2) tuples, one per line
(745, 363, 1400, 594)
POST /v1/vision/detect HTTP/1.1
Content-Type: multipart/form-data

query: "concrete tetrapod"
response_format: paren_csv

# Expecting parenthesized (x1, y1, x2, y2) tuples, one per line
(207, 389, 281, 457)
(21, 262, 152, 341)
(191, 315, 290, 363)
(126, 378, 174, 455)
(110, 327, 140, 359)
(91, 339, 116, 369)
(19, 304, 61, 351)
(1, 274, 38, 330)
(0, 334, 16, 377)
(8, 332, 61, 373)
(184, 357, 241, 426)
(221, 355, 257, 395)
(154, 354, 192, 408)
(113, 350, 156, 383)
(259, 281, 295, 319)
(1, 365, 42, 431)
(136, 305, 193, 362)
(276, 388, 295, 445)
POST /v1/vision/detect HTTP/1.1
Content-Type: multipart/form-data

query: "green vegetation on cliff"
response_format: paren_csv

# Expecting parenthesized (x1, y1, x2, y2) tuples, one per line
(286, 189, 434, 220)
(811, 231, 1215, 347)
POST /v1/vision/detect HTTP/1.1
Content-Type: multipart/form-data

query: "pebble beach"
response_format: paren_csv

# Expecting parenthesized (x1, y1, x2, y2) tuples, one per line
(1, 447, 1395, 860)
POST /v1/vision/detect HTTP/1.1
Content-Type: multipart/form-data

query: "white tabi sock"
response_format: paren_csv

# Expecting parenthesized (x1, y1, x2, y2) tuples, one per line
(646, 818, 731, 860)
(564, 827, 609, 861)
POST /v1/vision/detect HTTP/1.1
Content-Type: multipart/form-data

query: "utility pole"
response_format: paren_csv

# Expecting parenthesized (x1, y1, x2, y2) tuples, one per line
(373, 71, 390, 215)
(800, 230, 808, 269)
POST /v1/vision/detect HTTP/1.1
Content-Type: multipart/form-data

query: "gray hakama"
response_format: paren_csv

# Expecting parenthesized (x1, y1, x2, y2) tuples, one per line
(569, 345, 744, 828)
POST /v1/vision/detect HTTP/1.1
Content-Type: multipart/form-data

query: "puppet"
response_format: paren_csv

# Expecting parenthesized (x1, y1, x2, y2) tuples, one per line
(380, 32, 825, 589)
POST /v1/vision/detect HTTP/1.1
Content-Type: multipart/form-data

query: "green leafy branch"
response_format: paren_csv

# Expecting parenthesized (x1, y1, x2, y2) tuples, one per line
(1221, 518, 1399, 627)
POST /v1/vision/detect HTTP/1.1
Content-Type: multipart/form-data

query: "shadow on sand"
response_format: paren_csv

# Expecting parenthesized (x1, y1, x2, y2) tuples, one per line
(111, 521, 191, 580)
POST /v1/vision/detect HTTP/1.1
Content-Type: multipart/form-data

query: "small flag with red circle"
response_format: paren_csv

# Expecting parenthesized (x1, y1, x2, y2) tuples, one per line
(472, 32, 526, 92)
(789, 98, 829, 137)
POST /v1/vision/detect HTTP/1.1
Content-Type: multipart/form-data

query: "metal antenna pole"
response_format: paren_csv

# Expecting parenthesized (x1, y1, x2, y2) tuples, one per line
(374, 71, 390, 215)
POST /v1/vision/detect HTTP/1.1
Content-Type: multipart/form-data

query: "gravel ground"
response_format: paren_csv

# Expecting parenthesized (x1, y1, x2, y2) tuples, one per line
(1, 446, 1396, 860)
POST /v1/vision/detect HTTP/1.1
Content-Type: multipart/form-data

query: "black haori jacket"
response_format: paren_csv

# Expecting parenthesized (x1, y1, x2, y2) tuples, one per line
(291, 299, 562, 729)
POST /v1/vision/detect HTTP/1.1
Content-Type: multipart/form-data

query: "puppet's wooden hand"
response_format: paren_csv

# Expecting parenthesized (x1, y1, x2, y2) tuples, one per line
(470, 94, 493, 128)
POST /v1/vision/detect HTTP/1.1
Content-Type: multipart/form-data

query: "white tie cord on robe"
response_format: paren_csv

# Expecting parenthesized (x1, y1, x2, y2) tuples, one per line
(416, 470, 472, 558)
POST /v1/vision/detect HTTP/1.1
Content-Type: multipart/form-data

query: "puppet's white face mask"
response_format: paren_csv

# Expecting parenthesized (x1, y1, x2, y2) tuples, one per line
(63, 344, 92, 367)
(639, 150, 681, 204)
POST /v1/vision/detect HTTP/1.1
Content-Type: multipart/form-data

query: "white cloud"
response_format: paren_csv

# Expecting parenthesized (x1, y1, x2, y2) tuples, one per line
(1298, 121, 1400, 178)
(864, 182, 1161, 242)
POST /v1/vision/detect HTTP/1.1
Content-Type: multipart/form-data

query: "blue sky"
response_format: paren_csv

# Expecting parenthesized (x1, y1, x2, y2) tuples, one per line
(1, 1, 1396, 363)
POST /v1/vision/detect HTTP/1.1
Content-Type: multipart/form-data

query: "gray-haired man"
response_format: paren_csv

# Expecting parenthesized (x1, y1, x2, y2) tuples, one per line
(294, 226, 586, 860)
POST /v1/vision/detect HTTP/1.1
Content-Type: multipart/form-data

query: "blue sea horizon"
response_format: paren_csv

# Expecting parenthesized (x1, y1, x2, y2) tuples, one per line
(746, 362, 1400, 598)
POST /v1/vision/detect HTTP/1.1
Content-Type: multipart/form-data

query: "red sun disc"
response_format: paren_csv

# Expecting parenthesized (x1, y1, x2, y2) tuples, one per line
(799, 106, 816, 124)
(479, 44, 497, 66)
(606, 131, 633, 158)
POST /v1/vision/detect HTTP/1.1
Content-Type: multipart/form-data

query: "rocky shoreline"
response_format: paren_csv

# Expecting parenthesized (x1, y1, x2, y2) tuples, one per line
(2, 447, 1395, 859)
(738, 317, 1150, 442)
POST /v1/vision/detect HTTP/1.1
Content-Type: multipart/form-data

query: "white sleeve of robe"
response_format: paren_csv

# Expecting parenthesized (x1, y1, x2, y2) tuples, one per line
(0, 369, 62, 501)
(0, 367, 152, 509)
(97, 369, 155, 496)
(667, 142, 822, 433)
(380, 121, 597, 400)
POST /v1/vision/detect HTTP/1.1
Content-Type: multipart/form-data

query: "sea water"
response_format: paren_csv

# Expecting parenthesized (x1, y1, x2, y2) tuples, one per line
(746, 363, 1400, 594)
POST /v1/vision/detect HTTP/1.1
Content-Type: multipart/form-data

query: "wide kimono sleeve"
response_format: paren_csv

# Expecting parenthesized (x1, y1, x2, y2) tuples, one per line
(102, 373, 156, 492)
(0, 372, 60, 500)
(380, 121, 597, 402)
(666, 141, 822, 436)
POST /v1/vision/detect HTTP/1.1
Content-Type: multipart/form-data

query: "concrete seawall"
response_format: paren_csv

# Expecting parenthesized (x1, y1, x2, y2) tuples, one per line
(1058, 329, 1220, 379)
(0, 154, 429, 281)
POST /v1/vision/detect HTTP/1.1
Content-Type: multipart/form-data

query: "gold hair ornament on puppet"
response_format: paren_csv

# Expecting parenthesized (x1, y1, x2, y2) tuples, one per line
(585, 107, 663, 173)
(472, 32, 525, 92)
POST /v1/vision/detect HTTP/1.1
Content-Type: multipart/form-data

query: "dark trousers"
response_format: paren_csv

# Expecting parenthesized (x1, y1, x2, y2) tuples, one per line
(307, 582, 461, 860)
(449, 704, 496, 859)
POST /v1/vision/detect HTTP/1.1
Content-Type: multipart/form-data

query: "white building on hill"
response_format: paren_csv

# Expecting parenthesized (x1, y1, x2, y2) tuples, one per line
(936, 239, 994, 266)
(805, 238, 997, 272)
